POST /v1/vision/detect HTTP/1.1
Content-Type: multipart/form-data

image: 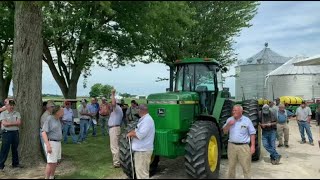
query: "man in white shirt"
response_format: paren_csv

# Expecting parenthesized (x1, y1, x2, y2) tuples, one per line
(62, 101, 78, 144)
(127, 104, 155, 179)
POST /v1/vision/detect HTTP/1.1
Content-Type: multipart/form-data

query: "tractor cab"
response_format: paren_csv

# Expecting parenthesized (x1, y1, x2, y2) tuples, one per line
(174, 58, 223, 114)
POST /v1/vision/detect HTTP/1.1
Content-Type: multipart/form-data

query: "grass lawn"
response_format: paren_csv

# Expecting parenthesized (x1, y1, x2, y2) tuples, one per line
(57, 128, 125, 179)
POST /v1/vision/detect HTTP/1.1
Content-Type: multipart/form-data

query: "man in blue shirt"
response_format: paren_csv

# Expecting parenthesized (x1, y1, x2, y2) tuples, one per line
(276, 104, 294, 148)
(223, 105, 256, 179)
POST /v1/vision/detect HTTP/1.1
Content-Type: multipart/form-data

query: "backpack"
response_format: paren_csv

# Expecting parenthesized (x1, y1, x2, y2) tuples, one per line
(276, 110, 288, 123)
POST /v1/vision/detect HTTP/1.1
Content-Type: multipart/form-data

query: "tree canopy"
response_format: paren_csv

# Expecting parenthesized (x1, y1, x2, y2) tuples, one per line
(89, 83, 113, 98)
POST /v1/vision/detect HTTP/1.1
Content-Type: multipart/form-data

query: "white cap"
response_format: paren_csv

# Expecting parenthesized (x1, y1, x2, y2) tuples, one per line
(101, 97, 106, 100)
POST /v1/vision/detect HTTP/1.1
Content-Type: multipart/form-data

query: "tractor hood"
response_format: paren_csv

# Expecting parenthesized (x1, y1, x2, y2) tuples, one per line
(147, 92, 199, 104)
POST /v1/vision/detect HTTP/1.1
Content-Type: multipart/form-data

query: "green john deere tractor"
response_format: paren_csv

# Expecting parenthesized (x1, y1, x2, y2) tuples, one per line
(119, 58, 261, 179)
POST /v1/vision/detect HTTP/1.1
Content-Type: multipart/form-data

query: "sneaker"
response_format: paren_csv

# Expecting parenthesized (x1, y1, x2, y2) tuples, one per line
(277, 144, 284, 147)
(271, 159, 277, 165)
(300, 141, 306, 144)
(113, 164, 120, 168)
(310, 142, 314, 146)
(285, 145, 289, 148)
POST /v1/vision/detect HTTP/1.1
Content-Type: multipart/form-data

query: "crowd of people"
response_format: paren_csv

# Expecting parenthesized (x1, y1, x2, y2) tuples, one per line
(223, 98, 318, 179)
(38, 89, 154, 179)
(1, 93, 319, 179)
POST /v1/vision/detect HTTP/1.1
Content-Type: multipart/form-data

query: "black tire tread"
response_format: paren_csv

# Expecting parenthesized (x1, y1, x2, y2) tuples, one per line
(184, 121, 221, 179)
(242, 99, 260, 161)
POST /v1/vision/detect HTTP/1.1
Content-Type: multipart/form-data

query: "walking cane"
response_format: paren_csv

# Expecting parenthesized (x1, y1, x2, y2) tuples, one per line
(318, 124, 320, 148)
(128, 137, 135, 179)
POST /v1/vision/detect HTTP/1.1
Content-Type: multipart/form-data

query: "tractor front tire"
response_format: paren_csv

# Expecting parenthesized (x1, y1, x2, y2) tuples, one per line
(119, 121, 159, 179)
(219, 99, 234, 156)
(185, 121, 221, 179)
(242, 99, 261, 161)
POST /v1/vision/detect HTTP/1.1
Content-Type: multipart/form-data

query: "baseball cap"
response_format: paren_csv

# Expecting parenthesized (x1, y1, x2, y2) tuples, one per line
(81, 99, 87, 103)
(262, 104, 269, 114)
(101, 97, 106, 100)
(46, 101, 55, 108)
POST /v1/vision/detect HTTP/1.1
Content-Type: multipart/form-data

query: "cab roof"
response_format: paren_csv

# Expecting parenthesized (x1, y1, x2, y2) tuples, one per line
(174, 58, 221, 66)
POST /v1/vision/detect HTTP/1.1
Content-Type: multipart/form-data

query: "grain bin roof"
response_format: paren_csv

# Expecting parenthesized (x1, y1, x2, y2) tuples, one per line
(238, 43, 291, 65)
(293, 54, 320, 66)
(267, 55, 320, 76)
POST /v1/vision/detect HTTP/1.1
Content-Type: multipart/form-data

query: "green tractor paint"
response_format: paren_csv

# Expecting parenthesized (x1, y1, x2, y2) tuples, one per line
(119, 58, 261, 179)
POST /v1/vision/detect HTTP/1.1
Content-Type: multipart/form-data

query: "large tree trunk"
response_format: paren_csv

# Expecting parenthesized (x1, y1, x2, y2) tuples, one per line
(13, 1, 43, 165)
(43, 40, 82, 100)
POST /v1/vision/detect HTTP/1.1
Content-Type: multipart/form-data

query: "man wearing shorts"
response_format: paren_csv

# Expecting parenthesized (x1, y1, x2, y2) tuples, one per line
(41, 105, 64, 179)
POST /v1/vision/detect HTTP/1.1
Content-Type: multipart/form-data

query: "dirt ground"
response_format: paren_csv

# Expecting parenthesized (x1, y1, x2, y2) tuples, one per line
(149, 118, 320, 179)
(1, 118, 320, 179)
(0, 159, 75, 179)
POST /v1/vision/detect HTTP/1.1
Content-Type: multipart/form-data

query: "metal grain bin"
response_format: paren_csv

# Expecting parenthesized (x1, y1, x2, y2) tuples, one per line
(266, 55, 320, 100)
(235, 43, 291, 100)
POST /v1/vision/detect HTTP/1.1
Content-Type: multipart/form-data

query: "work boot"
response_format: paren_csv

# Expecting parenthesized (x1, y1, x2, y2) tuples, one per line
(275, 155, 282, 165)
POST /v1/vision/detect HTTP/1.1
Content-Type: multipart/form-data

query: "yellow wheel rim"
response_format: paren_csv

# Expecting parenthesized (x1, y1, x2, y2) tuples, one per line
(208, 136, 218, 172)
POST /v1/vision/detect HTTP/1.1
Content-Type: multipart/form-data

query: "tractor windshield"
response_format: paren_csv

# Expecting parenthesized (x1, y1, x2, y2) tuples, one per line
(175, 64, 218, 92)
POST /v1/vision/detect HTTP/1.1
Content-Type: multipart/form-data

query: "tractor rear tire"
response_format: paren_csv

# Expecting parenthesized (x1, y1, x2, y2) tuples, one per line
(119, 121, 159, 179)
(242, 99, 261, 161)
(219, 99, 234, 156)
(185, 121, 221, 179)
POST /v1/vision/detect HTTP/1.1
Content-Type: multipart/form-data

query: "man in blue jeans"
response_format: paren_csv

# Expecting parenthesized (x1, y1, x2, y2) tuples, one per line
(87, 98, 98, 137)
(295, 101, 314, 145)
(62, 101, 79, 144)
(259, 104, 281, 165)
(78, 99, 91, 142)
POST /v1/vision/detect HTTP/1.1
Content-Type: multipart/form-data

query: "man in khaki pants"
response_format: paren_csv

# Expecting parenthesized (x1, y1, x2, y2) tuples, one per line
(127, 104, 155, 179)
(276, 104, 294, 148)
(108, 89, 123, 168)
(223, 105, 256, 179)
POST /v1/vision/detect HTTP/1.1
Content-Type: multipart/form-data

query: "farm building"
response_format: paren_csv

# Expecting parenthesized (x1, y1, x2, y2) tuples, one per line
(235, 43, 291, 100)
(266, 55, 320, 100)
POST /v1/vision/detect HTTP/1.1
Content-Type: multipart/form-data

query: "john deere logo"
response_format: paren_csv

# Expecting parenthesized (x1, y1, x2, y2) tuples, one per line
(157, 108, 165, 116)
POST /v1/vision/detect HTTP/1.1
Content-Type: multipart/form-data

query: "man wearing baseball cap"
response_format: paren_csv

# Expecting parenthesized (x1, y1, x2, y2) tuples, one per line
(259, 104, 281, 165)
(295, 101, 313, 145)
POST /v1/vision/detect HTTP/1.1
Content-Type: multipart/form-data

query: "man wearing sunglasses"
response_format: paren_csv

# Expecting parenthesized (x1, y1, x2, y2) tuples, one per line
(0, 100, 23, 171)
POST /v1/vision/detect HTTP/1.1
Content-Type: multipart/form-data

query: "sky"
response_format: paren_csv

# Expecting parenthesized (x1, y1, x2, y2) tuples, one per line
(9, 1, 320, 97)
